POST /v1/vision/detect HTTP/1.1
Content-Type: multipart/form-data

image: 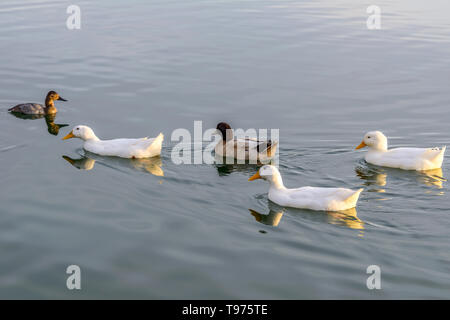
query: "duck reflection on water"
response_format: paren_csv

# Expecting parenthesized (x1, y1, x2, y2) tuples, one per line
(214, 152, 275, 176)
(249, 208, 284, 227)
(356, 163, 445, 190)
(9, 112, 69, 136)
(62, 152, 164, 176)
(249, 202, 364, 230)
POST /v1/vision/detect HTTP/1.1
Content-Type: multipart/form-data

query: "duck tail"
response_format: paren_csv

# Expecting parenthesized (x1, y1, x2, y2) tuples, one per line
(266, 140, 278, 158)
(145, 133, 164, 157)
(345, 188, 363, 206)
(434, 146, 446, 166)
(257, 140, 278, 157)
(425, 146, 446, 163)
(151, 133, 164, 147)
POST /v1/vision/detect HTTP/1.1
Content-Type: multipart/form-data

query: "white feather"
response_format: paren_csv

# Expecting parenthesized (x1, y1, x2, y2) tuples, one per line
(251, 165, 363, 211)
(65, 125, 163, 159)
(358, 131, 445, 171)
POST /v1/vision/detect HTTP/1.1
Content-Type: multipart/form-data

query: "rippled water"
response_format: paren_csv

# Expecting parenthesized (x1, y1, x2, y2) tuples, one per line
(1, 0, 450, 299)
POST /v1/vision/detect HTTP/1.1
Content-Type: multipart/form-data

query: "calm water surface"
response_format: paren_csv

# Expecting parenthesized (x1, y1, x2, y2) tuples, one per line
(1, 0, 450, 299)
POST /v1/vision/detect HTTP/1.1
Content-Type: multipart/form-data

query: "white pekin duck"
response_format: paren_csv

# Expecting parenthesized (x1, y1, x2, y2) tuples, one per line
(355, 131, 446, 171)
(214, 122, 278, 162)
(62, 125, 163, 159)
(249, 165, 363, 211)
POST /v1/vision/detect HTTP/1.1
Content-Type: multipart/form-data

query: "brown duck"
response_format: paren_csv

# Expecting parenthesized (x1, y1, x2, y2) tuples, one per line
(8, 91, 67, 115)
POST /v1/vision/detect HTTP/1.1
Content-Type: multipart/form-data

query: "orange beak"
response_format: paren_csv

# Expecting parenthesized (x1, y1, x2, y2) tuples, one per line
(355, 141, 367, 150)
(62, 131, 75, 140)
(248, 171, 261, 181)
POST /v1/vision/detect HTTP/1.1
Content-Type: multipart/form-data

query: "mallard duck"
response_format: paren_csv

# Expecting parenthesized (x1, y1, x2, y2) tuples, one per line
(8, 91, 67, 115)
(249, 165, 363, 211)
(215, 122, 278, 162)
(355, 131, 446, 171)
(62, 125, 163, 159)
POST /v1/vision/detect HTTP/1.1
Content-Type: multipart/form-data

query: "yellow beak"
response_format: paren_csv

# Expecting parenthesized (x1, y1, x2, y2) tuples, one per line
(62, 131, 75, 140)
(248, 171, 261, 181)
(355, 141, 367, 150)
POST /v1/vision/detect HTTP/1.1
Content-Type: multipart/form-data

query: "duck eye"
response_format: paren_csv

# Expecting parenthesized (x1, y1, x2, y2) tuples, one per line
(367, 136, 371, 139)
(76, 128, 79, 131)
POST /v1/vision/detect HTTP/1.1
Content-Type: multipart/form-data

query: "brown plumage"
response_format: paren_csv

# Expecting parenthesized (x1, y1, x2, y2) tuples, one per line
(8, 90, 67, 115)
(215, 122, 278, 161)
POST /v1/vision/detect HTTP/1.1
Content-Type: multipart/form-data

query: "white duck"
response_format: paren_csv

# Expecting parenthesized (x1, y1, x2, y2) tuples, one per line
(249, 165, 363, 211)
(215, 122, 278, 162)
(62, 125, 163, 159)
(355, 131, 446, 171)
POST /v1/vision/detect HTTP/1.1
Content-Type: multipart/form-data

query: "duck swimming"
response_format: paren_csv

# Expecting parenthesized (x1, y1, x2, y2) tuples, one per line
(249, 165, 363, 211)
(215, 122, 278, 162)
(8, 91, 67, 115)
(62, 125, 163, 159)
(355, 131, 446, 171)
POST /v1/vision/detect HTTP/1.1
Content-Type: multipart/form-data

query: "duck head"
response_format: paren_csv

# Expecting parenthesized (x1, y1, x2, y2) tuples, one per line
(62, 125, 99, 141)
(45, 90, 67, 108)
(216, 122, 233, 141)
(355, 131, 388, 151)
(248, 165, 285, 188)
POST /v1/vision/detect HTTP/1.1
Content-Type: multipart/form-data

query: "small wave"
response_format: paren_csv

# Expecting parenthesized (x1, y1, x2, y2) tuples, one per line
(0, 143, 27, 153)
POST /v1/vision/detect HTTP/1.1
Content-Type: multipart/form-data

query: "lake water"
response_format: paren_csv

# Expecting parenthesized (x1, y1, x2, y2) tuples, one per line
(1, 0, 450, 299)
